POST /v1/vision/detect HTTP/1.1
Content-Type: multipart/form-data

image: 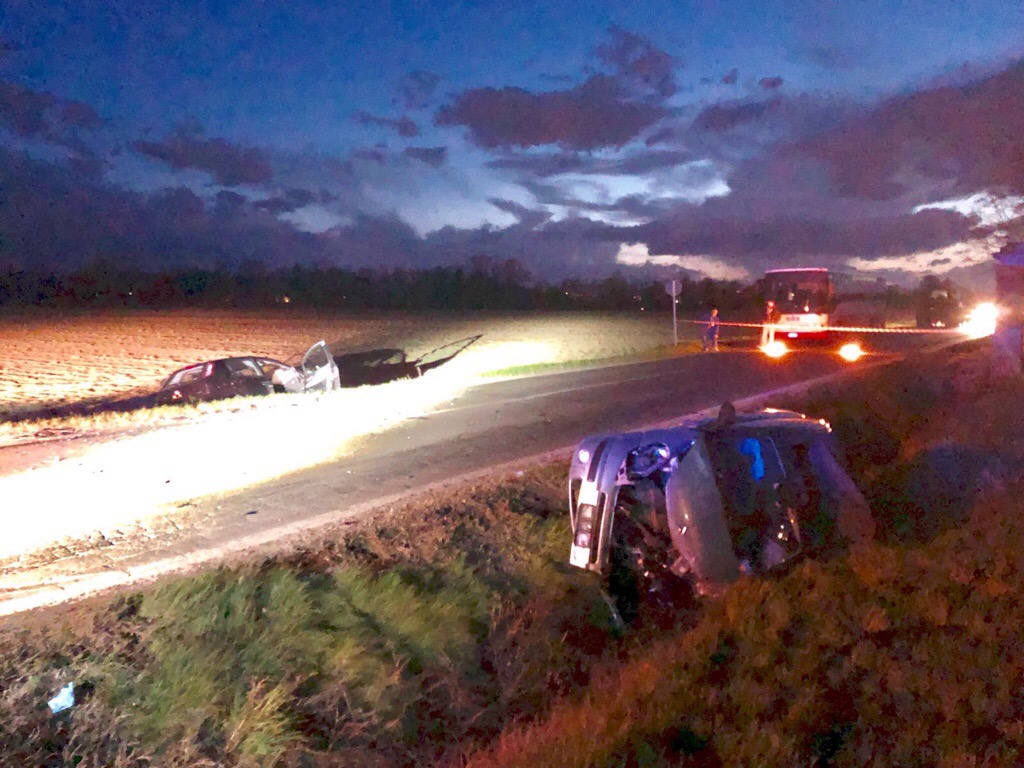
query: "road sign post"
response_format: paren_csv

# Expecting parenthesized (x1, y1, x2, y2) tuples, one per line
(664, 279, 682, 346)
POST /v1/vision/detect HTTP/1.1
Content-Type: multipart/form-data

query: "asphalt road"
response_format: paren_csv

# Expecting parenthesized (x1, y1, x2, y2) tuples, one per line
(0, 341, 936, 615)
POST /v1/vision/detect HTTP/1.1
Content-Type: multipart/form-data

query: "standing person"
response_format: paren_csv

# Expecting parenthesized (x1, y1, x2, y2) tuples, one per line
(702, 307, 721, 351)
(760, 299, 778, 347)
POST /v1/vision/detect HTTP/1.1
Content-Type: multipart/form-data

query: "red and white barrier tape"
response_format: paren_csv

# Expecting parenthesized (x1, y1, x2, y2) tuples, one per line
(681, 319, 964, 334)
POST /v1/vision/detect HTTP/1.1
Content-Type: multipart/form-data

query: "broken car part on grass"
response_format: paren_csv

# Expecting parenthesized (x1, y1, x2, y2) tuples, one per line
(331, 334, 482, 387)
(568, 405, 875, 624)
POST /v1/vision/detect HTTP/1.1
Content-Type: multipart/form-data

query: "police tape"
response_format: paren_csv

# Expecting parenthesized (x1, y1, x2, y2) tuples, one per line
(682, 319, 965, 334)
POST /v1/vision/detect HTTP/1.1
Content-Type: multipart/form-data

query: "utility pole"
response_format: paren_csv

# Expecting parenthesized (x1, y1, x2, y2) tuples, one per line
(665, 279, 681, 346)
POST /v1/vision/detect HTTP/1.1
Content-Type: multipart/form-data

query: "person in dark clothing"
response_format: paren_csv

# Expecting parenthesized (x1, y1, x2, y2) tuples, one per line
(702, 307, 721, 351)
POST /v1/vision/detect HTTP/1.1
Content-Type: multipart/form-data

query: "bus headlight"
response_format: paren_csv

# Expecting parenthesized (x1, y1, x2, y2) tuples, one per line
(838, 342, 864, 362)
(761, 340, 788, 358)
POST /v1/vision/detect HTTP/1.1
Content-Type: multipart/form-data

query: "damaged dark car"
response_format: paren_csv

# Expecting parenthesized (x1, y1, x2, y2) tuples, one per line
(155, 340, 340, 406)
(568, 406, 874, 624)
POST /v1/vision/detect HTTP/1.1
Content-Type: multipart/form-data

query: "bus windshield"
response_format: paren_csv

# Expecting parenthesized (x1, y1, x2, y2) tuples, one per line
(763, 270, 832, 313)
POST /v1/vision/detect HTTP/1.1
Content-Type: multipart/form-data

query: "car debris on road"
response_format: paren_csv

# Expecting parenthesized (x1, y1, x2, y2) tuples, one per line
(568, 403, 874, 624)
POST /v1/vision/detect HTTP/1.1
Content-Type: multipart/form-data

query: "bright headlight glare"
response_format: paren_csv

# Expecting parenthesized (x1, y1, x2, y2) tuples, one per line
(959, 302, 999, 339)
(838, 342, 864, 362)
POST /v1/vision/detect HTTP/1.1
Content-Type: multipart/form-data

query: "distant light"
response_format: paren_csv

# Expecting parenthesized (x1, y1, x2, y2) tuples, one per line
(761, 340, 788, 358)
(960, 302, 999, 339)
(838, 342, 864, 362)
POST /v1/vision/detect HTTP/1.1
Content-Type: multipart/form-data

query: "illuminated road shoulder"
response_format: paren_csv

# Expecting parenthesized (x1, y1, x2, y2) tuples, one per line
(0, 341, 554, 560)
(0, 358, 897, 618)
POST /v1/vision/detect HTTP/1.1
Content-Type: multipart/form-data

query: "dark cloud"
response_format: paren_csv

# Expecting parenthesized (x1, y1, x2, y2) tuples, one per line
(352, 147, 387, 164)
(0, 80, 106, 172)
(403, 145, 447, 167)
(254, 187, 318, 213)
(0, 146, 323, 272)
(134, 132, 273, 186)
(398, 70, 441, 110)
(0, 81, 52, 138)
(722, 68, 739, 85)
(652, 93, 856, 162)
(13, 54, 1024, 286)
(695, 99, 777, 132)
(354, 110, 420, 138)
(0, 82, 102, 139)
(436, 75, 666, 150)
(213, 190, 248, 218)
(636, 204, 972, 267)
(794, 58, 1024, 200)
(802, 45, 854, 71)
(759, 76, 784, 90)
(595, 25, 678, 98)
(487, 148, 692, 177)
(488, 198, 553, 229)
(60, 101, 103, 131)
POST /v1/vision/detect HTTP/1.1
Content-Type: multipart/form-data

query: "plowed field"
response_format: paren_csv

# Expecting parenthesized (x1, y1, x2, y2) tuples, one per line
(0, 311, 686, 417)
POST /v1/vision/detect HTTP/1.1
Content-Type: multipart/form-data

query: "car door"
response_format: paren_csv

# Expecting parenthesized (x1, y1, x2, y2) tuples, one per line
(299, 341, 341, 392)
(257, 358, 303, 393)
(664, 437, 739, 585)
(224, 358, 274, 398)
(703, 429, 796, 570)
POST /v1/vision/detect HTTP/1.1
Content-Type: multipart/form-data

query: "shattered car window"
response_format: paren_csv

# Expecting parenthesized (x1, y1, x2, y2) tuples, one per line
(224, 359, 262, 378)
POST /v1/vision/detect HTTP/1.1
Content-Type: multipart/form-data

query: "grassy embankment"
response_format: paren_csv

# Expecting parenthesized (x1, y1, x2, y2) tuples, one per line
(470, 341, 1024, 768)
(1, 341, 1020, 767)
(481, 341, 700, 378)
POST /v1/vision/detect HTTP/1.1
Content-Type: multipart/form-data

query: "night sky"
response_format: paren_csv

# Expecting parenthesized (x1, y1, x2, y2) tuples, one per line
(2, 0, 1024, 284)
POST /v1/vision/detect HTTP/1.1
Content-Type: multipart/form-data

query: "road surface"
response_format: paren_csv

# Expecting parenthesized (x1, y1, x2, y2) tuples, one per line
(0, 343, 926, 615)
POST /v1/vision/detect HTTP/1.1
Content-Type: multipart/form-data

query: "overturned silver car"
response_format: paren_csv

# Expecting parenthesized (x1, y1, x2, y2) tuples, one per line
(568, 406, 874, 622)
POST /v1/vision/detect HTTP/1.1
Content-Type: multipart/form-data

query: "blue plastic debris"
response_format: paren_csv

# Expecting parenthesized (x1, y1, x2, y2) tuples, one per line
(47, 682, 75, 714)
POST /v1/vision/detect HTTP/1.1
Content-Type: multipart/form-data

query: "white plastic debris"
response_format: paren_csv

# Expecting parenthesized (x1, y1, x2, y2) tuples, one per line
(47, 682, 75, 714)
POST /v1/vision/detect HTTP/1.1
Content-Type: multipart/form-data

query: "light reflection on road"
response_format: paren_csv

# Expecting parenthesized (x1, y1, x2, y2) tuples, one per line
(0, 341, 556, 560)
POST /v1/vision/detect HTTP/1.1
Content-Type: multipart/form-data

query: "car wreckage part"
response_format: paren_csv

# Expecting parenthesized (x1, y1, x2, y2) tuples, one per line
(568, 410, 875, 620)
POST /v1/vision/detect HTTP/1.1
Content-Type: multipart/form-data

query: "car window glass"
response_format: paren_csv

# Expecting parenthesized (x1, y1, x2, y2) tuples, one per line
(705, 433, 784, 524)
(238, 359, 263, 377)
(301, 343, 331, 371)
(257, 359, 286, 376)
(168, 365, 206, 386)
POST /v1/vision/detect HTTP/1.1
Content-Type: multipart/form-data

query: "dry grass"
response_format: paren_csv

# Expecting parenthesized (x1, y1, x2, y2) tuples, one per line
(467, 342, 1024, 768)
